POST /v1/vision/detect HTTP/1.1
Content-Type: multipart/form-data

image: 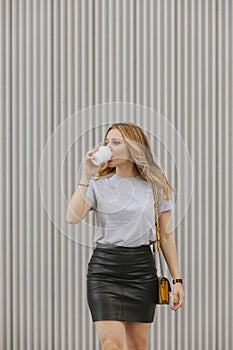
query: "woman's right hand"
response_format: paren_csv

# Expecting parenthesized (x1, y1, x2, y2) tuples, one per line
(84, 148, 103, 179)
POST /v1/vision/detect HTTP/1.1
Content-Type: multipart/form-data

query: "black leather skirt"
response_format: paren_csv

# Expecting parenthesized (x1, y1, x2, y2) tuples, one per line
(86, 243, 158, 323)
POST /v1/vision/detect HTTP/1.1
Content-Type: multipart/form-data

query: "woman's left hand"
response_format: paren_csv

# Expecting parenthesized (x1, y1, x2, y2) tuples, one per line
(171, 283, 185, 311)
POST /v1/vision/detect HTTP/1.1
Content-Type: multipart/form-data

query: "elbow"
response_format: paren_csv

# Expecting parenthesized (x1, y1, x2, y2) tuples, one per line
(160, 231, 175, 244)
(66, 217, 81, 225)
(66, 219, 77, 225)
(66, 211, 82, 225)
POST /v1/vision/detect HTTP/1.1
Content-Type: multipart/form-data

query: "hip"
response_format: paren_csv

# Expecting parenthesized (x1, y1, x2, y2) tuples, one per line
(87, 243, 158, 282)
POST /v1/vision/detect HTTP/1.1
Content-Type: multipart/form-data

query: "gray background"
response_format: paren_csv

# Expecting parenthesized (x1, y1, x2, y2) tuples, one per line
(0, 1, 232, 349)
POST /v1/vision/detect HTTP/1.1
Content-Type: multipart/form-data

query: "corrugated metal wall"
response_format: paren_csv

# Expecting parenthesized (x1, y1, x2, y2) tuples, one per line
(1, 1, 232, 349)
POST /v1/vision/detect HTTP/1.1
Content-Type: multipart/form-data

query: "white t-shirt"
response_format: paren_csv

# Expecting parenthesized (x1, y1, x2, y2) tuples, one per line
(85, 173, 174, 247)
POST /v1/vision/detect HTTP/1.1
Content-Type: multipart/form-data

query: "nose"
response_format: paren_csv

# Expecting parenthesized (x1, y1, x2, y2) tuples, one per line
(106, 145, 113, 158)
(106, 145, 113, 152)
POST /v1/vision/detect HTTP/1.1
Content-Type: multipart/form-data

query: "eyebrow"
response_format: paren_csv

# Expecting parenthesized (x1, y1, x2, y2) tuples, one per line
(104, 137, 123, 141)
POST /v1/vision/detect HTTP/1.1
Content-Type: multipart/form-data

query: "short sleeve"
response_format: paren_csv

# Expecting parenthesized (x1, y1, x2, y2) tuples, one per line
(156, 186, 174, 215)
(85, 179, 97, 211)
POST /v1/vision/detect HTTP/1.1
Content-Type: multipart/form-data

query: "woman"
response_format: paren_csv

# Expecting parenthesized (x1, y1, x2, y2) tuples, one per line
(66, 122, 184, 350)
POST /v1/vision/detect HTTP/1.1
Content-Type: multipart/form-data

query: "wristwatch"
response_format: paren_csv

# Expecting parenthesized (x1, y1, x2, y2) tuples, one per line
(172, 279, 183, 284)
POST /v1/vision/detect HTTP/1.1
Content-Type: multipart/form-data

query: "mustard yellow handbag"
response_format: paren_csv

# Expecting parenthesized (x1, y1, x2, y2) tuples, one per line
(151, 184, 171, 305)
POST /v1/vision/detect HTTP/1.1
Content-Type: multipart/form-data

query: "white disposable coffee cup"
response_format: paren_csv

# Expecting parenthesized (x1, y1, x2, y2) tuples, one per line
(91, 146, 112, 166)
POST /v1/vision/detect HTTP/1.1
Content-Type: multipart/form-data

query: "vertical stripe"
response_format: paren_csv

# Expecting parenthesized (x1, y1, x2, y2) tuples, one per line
(0, 1, 232, 349)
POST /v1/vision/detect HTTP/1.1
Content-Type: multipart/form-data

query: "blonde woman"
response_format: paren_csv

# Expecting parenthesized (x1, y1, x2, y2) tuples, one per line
(66, 122, 184, 350)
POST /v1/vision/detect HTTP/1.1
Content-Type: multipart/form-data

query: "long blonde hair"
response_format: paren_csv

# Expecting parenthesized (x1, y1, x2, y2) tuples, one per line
(96, 122, 176, 202)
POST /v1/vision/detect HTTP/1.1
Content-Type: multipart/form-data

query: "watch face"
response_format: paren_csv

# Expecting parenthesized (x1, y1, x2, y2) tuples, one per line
(173, 279, 183, 284)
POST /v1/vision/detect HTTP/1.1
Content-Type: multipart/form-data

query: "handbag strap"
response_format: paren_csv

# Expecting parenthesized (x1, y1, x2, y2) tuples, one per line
(152, 184, 161, 251)
(151, 183, 164, 276)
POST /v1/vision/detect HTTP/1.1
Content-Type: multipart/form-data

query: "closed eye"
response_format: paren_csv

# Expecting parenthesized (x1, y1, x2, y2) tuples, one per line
(104, 141, 120, 145)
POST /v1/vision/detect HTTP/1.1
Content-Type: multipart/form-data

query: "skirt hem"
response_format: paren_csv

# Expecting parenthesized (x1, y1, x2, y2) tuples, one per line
(91, 313, 155, 323)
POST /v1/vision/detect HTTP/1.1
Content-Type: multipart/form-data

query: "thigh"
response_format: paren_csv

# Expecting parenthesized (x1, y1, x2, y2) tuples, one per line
(95, 320, 127, 349)
(125, 322, 152, 350)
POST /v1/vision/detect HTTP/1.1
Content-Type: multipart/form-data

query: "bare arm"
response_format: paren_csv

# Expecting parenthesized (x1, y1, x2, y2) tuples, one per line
(66, 173, 93, 224)
(159, 210, 185, 311)
(159, 211, 182, 279)
(66, 147, 102, 224)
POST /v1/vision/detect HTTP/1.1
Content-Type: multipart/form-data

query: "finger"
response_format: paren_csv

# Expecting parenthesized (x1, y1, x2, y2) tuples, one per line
(86, 149, 98, 159)
(172, 304, 180, 311)
(87, 148, 98, 155)
(171, 300, 180, 311)
(171, 294, 184, 311)
(174, 299, 184, 310)
(86, 154, 94, 159)
(171, 301, 179, 310)
(172, 292, 179, 304)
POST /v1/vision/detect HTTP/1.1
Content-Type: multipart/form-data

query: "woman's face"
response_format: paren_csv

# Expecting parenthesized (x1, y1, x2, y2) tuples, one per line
(104, 129, 133, 167)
